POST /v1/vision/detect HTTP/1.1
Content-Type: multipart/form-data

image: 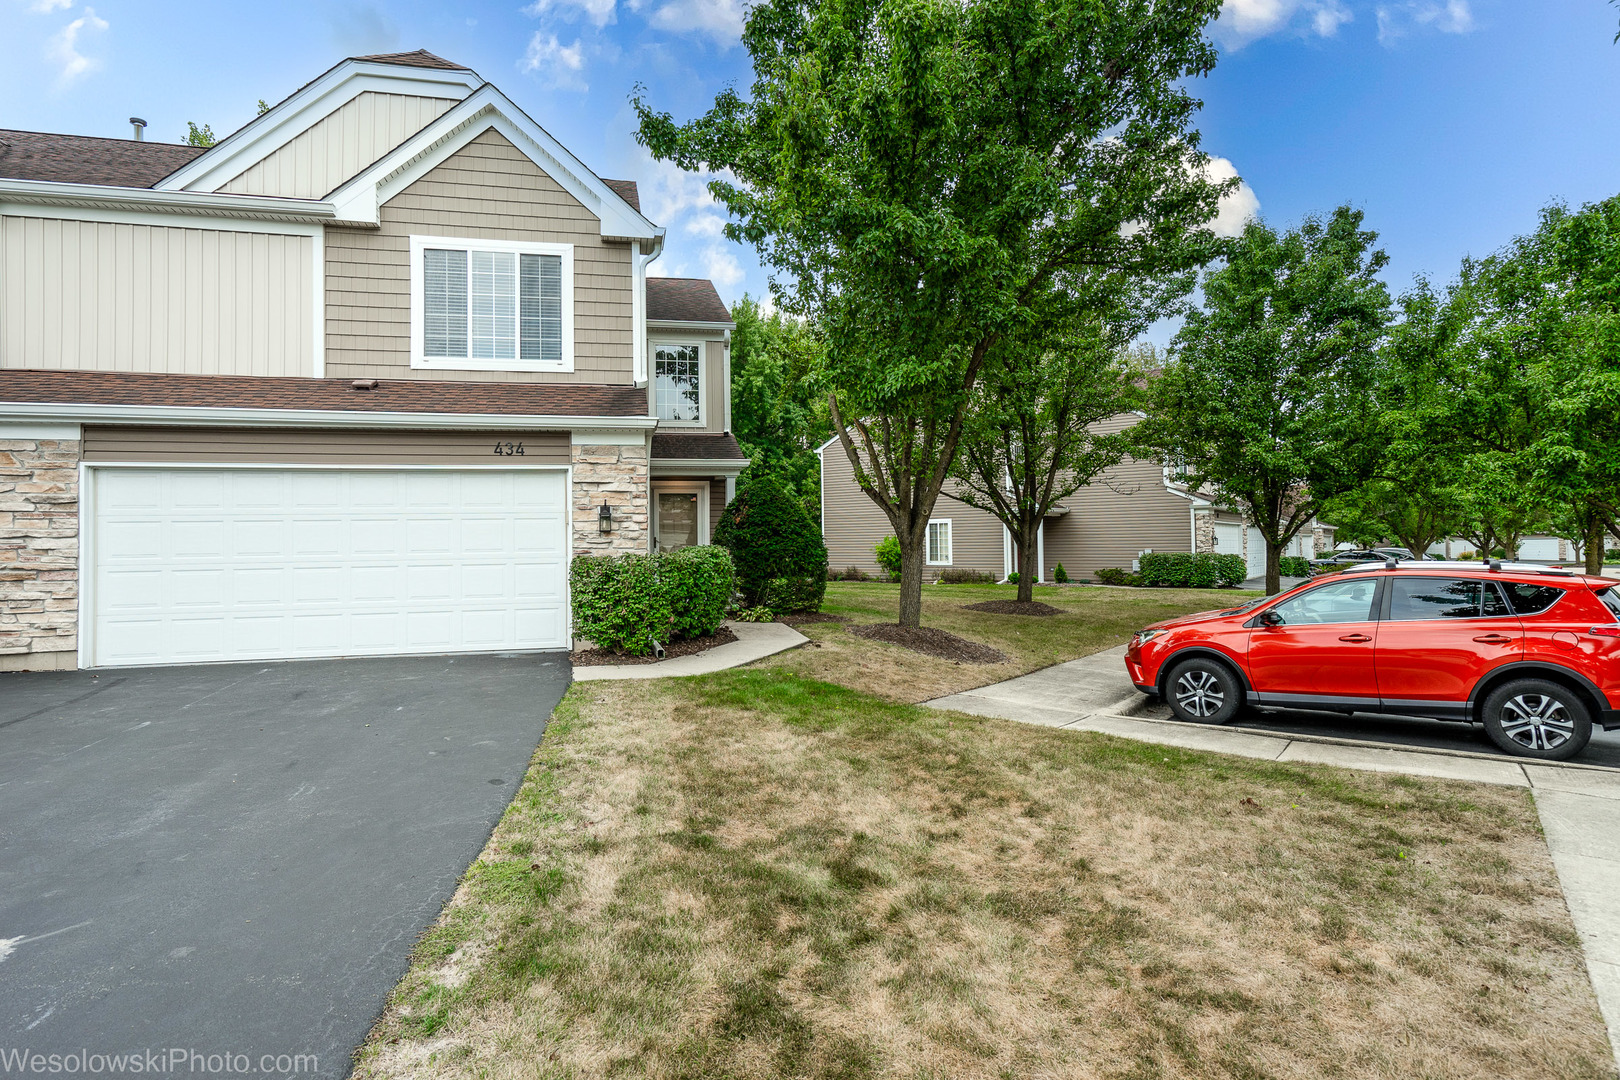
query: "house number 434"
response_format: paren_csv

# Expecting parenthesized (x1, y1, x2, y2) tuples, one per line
(492, 441, 526, 456)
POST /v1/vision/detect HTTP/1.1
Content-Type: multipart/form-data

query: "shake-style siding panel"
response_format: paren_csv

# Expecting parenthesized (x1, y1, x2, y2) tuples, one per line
(221, 92, 459, 199)
(324, 128, 634, 385)
(0, 216, 312, 376)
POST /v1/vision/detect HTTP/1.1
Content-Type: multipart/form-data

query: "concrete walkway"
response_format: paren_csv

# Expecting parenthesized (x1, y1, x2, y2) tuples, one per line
(572, 620, 806, 681)
(926, 645, 1620, 1068)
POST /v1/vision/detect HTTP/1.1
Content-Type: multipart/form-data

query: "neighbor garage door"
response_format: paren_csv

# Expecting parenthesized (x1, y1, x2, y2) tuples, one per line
(87, 467, 569, 666)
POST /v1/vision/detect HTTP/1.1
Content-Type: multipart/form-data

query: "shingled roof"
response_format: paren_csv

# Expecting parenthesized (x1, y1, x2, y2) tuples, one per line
(0, 370, 650, 418)
(351, 49, 472, 71)
(602, 178, 640, 212)
(651, 431, 748, 462)
(0, 129, 206, 188)
(647, 277, 732, 324)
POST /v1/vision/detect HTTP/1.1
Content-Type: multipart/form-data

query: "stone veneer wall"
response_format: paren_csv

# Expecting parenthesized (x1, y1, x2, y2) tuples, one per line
(0, 438, 80, 671)
(1194, 508, 1216, 554)
(571, 441, 649, 556)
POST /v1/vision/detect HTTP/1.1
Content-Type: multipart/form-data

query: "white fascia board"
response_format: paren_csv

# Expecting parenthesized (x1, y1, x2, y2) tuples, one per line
(0, 178, 334, 224)
(0, 401, 657, 432)
(157, 61, 480, 193)
(651, 458, 749, 475)
(647, 318, 738, 331)
(328, 86, 659, 242)
(814, 434, 841, 455)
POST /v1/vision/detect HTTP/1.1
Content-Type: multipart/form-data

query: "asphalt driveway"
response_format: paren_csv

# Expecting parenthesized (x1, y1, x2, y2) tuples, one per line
(0, 652, 569, 1078)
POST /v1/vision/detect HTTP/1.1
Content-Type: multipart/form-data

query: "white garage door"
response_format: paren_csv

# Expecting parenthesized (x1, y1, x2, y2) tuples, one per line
(88, 467, 569, 667)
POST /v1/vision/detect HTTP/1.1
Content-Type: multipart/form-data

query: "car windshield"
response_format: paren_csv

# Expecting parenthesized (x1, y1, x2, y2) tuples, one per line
(1599, 587, 1620, 622)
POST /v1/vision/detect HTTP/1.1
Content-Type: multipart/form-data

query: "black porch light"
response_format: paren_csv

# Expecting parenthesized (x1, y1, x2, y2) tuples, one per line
(598, 501, 613, 534)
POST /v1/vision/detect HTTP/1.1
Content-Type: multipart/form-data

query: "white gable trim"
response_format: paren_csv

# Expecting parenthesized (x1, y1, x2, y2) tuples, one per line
(157, 60, 480, 194)
(325, 85, 659, 241)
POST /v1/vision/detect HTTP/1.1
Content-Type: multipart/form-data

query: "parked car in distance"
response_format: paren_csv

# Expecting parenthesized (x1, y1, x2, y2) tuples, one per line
(1124, 561, 1620, 760)
(1309, 547, 1417, 575)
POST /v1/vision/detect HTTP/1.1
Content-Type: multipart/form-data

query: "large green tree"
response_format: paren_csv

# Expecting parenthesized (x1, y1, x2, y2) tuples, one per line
(1137, 206, 1393, 593)
(728, 296, 829, 520)
(636, 0, 1227, 626)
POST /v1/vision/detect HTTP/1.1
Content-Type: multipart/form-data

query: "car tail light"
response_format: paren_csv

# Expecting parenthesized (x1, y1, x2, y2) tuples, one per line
(1590, 627, 1620, 638)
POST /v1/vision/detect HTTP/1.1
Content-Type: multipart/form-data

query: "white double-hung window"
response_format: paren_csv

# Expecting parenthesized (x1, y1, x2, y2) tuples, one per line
(411, 235, 574, 371)
(653, 343, 702, 424)
(926, 520, 953, 565)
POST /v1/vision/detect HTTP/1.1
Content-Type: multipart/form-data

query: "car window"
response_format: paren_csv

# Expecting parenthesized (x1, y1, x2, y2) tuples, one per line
(1594, 587, 1619, 621)
(1388, 577, 1496, 620)
(1500, 582, 1566, 616)
(1482, 582, 1511, 617)
(1266, 578, 1379, 626)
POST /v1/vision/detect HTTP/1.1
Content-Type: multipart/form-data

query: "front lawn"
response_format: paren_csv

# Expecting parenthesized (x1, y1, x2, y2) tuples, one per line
(354, 586, 1613, 1080)
(773, 581, 1258, 702)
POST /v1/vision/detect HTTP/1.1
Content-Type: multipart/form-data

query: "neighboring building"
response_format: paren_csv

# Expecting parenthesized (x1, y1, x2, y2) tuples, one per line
(818, 415, 1333, 582)
(0, 50, 745, 670)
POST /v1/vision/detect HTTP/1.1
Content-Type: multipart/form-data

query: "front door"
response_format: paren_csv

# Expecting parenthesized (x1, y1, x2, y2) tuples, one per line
(1246, 575, 1383, 707)
(653, 487, 702, 552)
(1374, 576, 1523, 714)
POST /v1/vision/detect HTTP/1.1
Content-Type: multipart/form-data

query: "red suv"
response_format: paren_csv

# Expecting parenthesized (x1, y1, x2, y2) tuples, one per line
(1124, 561, 1620, 761)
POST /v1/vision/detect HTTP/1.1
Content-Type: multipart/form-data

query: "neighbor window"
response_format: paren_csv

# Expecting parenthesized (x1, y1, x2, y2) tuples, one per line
(412, 236, 572, 370)
(926, 520, 953, 566)
(654, 344, 701, 422)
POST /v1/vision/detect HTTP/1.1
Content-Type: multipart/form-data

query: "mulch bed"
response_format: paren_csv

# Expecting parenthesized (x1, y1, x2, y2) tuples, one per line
(779, 612, 851, 626)
(571, 626, 738, 667)
(960, 600, 1064, 617)
(845, 623, 1009, 664)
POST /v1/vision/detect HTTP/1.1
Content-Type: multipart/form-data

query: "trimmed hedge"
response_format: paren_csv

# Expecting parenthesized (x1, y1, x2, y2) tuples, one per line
(715, 474, 827, 611)
(1095, 567, 1144, 587)
(938, 568, 995, 584)
(570, 546, 736, 656)
(1278, 555, 1312, 578)
(1139, 552, 1247, 589)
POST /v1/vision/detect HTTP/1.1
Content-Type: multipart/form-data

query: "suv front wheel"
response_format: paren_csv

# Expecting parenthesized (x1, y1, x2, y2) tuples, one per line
(1164, 657, 1244, 725)
(1482, 679, 1592, 761)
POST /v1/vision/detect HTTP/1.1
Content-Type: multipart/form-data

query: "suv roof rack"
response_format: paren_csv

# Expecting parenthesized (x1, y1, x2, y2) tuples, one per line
(1340, 559, 1586, 578)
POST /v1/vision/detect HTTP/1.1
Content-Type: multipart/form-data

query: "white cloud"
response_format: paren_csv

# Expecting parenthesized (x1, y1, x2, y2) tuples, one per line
(1204, 156, 1260, 238)
(1215, 0, 1352, 46)
(522, 32, 588, 91)
(525, 0, 617, 29)
(636, 0, 746, 46)
(685, 213, 727, 237)
(30, 0, 73, 12)
(700, 244, 744, 292)
(1377, 0, 1472, 44)
(46, 6, 107, 85)
(641, 154, 723, 222)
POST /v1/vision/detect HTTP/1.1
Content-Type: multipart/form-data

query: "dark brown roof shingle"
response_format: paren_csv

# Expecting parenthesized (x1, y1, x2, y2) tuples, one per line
(0, 370, 650, 418)
(651, 431, 747, 462)
(0, 129, 206, 188)
(350, 49, 471, 70)
(602, 178, 640, 212)
(646, 277, 732, 324)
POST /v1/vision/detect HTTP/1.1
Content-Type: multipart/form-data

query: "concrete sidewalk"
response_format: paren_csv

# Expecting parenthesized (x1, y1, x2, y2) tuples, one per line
(572, 620, 806, 681)
(926, 645, 1620, 1068)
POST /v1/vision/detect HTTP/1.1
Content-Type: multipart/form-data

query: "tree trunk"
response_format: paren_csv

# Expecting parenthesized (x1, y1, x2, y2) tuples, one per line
(1265, 539, 1282, 596)
(897, 524, 927, 628)
(1587, 515, 1606, 578)
(1016, 519, 1039, 603)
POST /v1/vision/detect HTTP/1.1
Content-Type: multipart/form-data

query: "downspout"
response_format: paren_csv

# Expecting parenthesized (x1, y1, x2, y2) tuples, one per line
(633, 229, 666, 387)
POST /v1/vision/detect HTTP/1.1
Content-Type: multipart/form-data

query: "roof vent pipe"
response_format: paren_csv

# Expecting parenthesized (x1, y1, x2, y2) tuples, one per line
(129, 117, 147, 141)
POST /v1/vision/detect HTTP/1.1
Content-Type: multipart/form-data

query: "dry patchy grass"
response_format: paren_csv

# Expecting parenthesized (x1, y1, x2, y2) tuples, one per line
(356, 670, 1612, 1080)
(768, 581, 1256, 702)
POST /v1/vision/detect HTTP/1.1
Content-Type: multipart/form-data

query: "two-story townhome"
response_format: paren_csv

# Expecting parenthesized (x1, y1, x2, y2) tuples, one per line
(0, 50, 746, 671)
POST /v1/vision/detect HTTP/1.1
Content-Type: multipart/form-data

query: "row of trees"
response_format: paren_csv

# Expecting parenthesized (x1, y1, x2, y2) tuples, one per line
(639, 0, 1619, 622)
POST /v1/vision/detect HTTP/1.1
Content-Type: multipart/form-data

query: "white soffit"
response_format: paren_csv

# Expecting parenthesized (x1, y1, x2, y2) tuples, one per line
(156, 60, 481, 194)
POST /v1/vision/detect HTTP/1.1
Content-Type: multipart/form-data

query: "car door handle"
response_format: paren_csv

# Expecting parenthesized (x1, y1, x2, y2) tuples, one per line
(1473, 634, 1515, 644)
(1338, 633, 1373, 643)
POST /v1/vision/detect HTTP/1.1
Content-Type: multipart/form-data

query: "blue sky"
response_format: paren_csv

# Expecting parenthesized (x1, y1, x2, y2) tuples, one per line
(3, 0, 1618, 339)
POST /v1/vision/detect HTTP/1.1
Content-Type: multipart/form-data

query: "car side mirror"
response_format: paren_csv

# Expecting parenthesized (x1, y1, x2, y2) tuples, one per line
(1259, 610, 1284, 627)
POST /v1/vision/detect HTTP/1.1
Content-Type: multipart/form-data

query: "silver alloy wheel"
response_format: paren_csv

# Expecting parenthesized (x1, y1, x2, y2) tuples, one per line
(1500, 693, 1576, 752)
(1175, 669, 1225, 718)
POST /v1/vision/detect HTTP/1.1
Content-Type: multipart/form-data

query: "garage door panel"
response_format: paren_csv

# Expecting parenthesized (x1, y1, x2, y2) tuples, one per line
(91, 468, 569, 665)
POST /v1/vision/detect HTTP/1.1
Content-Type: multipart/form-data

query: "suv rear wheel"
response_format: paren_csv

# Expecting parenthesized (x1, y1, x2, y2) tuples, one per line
(1482, 679, 1592, 761)
(1164, 657, 1243, 725)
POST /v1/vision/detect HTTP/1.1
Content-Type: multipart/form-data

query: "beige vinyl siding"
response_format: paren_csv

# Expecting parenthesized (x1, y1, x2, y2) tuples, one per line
(324, 128, 633, 385)
(1, 216, 313, 376)
(704, 340, 726, 432)
(221, 93, 459, 199)
(82, 426, 569, 465)
(820, 441, 1007, 579)
(709, 478, 727, 534)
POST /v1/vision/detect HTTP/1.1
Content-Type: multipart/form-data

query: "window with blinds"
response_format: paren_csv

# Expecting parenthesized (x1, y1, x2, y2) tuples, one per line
(415, 238, 570, 369)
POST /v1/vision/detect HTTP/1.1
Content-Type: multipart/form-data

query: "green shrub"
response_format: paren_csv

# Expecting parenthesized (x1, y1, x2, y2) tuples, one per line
(1278, 555, 1312, 578)
(1053, 562, 1069, 584)
(761, 575, 825, 613)
(1007, 571, 1020, 585)
(836, 565, 871, 582)
(1138, 552, 1248, 589)
(733, 605, 774, 622)
(1458, 550, 1478, 560)
(662, 545, 737, 639)
(1095, 567, 1144, 587)
(874, 535, 903, 577)
(938, 568, 995, 584)
(570, 553, 673, 656)
(714, 474, 827, 610)
(1606, 548, 1620, 561)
